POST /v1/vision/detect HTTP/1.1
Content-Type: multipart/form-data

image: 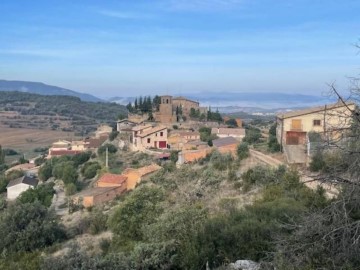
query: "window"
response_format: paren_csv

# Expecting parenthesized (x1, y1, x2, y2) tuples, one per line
(313, 120, 321, 126)
(147, 138, 151, 143)
(160, 131, 163, 136)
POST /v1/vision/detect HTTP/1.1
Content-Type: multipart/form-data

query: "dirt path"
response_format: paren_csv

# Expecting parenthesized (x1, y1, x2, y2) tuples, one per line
(51, 186, 67, 216)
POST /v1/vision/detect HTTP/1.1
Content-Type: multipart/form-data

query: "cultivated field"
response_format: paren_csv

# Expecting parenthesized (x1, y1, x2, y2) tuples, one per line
(0, 125, 80, 159)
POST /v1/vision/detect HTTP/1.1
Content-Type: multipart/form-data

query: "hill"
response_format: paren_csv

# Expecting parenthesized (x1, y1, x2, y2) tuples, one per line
(0, 91, 127, 135)
(0, 80, 102, 102)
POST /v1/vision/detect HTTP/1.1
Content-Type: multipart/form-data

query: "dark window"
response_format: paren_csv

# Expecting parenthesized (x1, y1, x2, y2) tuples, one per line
(166, 99, 169, 104)
(147, 138, 151, 143)
(313, 120, 321, 126)
(160, 132, 163, 136)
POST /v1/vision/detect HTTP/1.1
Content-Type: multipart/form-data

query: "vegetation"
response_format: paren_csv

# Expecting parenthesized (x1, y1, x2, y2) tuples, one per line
(199, 127, 217, 146)
(237, 142, 249, 160)
(18, 182, 55, 207)
(0, 202, 65, 254)
(268, 123, 281, 152)
(225, 118, 238, 127)
(243, 126, 262, 144)
(0, 91, 127, 134)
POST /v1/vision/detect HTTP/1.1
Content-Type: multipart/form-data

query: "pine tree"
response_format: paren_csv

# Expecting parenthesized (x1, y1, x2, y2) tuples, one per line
(134, 98, 138, 110)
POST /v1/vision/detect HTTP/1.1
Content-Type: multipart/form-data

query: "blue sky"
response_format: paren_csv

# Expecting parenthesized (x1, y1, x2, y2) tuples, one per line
(0, 0, 359, 98)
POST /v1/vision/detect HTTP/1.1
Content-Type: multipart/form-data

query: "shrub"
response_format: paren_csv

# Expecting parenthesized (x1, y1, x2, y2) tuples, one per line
(98, 144, 117, 155)
(237, 142, 249, 160)
(109, 131, 119, 141)
(18, 182, 56, 207)
(310, 151, 326, 172)
(82, 162, 101, 179)
(65, 183, 77, 196)
(210, 151, 233, 171)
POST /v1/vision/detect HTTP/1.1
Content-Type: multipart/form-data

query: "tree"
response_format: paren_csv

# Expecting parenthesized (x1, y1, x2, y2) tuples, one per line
(109, 186, 165, 246)
(225, 118, 238, 127)
(38, 162, 53, 181)
(0, 202, 65, 253)
(18, 182, 55, 207)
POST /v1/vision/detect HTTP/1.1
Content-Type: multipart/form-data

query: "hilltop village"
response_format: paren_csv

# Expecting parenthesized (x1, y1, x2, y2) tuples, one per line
(0, 93, 358, 269)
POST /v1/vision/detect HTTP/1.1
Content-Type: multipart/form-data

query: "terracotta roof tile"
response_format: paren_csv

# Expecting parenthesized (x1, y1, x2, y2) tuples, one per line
(97, 173, 127, 185)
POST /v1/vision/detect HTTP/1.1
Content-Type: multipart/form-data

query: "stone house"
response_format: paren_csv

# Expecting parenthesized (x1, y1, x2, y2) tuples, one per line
(131, 125, 168, 151)
(72, 186, 126, 208)
(116, 119, 137, 133)
(123, 163, 162, 190)
(168, 130, 200, 150)
(7, 175, 38, 200)
(211, 128, 246, 141)
(276, 101, 356, 148)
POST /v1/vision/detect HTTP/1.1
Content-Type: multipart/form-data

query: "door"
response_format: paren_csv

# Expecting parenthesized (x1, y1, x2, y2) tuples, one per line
(159, 141, 167, 148)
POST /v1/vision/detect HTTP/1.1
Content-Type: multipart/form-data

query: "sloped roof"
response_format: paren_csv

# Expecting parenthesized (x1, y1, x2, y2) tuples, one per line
(7, 176, 38, 188)
(123, 163, 162, 177)
(137, 126, 167, 138)
(213, 137, 239, 148)
(97, 173, 127, 185)
(73, 186, 120, 197)
(171, 131, 200, 137)
(5, 163, 35, 174)
(172, 96, 199, 104)
(277, 101, 355, 119)
(211, 128, 245, 136)
(49, 150, 82, 156)
(84, 137, 106, 149)
(132, 124, 152, 132)
(186, 140, 208, 146)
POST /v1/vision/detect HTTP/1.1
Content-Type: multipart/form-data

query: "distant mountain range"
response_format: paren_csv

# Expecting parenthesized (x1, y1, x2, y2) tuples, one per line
(109, 92, 333, 112)
(0, 80, 102, 102)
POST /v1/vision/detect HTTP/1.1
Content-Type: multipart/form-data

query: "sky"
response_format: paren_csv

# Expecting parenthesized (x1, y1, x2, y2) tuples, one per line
(0, 0, 360, 98)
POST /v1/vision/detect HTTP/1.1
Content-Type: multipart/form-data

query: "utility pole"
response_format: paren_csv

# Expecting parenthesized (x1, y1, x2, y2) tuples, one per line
(105, 147, 109, 168)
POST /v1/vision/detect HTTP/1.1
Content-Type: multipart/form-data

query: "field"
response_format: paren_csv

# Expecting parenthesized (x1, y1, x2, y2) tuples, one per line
(0, 125, 80, 161)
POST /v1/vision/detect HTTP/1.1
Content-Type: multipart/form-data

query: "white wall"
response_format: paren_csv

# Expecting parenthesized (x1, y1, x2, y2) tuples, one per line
(7, 183, 34, 200)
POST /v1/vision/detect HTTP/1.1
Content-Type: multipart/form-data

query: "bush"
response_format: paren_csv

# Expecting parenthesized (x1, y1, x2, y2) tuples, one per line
(243, 127, 262, 144)
(210, 151, 233, 171)
(237, 142, 249, 160)
(65, 183, 77, 196)
(109, 131, 119, 141)
(268, 135, 280, 152)
(82, 162, 101, 179)
(0, 202, 65, 253)
(18, 182, 56, 207)
(98, 144, 117, 155)
(3, 148, 18, 156)
(310, 151, 326, 172)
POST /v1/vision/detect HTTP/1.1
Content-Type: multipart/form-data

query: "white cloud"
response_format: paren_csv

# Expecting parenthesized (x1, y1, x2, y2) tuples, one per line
(98, 10, 153, 20)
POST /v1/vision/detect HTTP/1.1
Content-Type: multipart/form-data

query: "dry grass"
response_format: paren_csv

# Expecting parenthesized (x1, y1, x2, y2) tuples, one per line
(0, 125, 80, 152)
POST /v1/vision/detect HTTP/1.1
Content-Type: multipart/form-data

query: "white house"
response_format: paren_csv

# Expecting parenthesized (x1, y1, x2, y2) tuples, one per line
(7, 176, 38, 200)
(211, 128, 246, 141)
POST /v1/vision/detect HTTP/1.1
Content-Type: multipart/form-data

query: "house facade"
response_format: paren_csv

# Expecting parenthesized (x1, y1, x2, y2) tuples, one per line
(116, 119, 137, 133)
(211, 128, 246, 141)
(131, 125, 168, 151)
(212, 137, 239, 155)
(276, 101, 356, 149)
(7, 175, 38, 200)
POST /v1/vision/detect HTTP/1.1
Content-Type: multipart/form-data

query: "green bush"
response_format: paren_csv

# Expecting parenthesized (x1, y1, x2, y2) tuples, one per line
(309, 151, 326, 172)
(237, 142, 249, 160)
(18, 182, 56, 207)
(210, 151, 233, 171)
(65, 183, 77, 196)
(109, 131, 119, 141)
(82, 162, 101, 179)
(0, 202, 65, 253)
(98, 144, 117, 155)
